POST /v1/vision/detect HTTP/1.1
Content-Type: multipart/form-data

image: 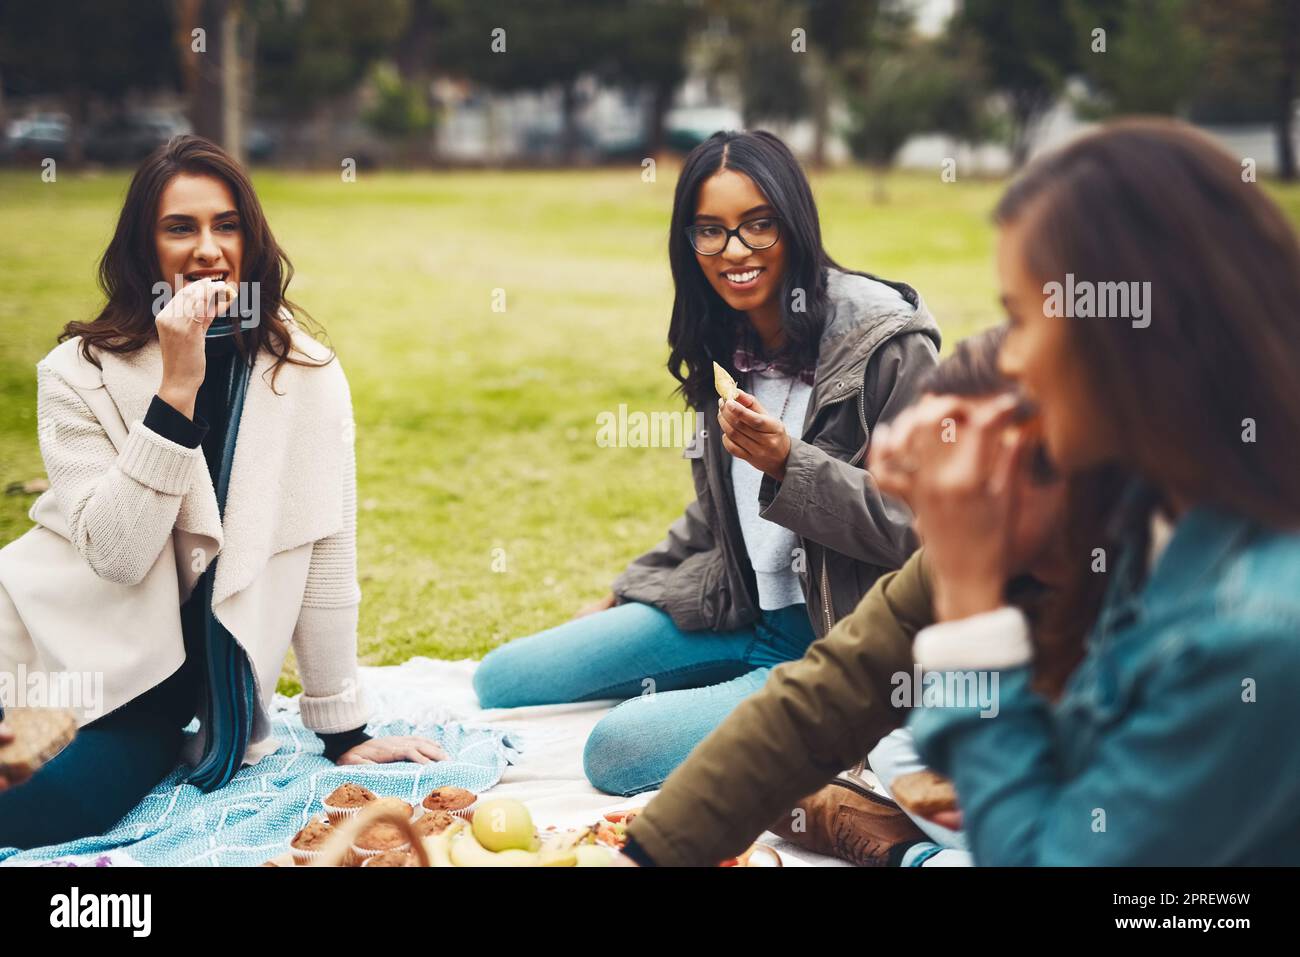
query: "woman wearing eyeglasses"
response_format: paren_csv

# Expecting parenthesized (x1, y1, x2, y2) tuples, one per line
(475, 130, 941, 796)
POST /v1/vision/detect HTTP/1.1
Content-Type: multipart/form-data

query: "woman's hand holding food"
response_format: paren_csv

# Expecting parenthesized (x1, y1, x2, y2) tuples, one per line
(717, 390, 792, 481)
(155, 277, 234, 420)
(868, 393, 1030, 622)
(336, 736, 449, 766)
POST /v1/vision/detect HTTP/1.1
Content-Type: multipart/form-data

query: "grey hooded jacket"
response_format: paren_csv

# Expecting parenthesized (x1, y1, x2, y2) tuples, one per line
(612, 268, 942, 640)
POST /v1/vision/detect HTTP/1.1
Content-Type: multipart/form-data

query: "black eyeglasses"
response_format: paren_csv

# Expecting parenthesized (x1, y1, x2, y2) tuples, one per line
(685, 217, 782, 256)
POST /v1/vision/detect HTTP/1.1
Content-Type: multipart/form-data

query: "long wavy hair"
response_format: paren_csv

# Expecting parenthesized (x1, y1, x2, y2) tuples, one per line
(994, 117, 1300, 529)
(60, 135, 329, 386)
(665, 130, 914, 408)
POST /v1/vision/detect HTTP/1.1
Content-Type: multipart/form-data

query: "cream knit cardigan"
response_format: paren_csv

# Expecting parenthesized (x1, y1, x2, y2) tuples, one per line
(0, 324, 369, 768)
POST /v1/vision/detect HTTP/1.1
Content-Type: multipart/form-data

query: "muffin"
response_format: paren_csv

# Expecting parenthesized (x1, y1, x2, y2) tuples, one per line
(352, 821, 411, 861)
(361, 849, 418, 868)
(322, 782, 377, 825)
(290, 819, 333, 866)
(413, 809, 457, 838)
(421, 786, 477, 819)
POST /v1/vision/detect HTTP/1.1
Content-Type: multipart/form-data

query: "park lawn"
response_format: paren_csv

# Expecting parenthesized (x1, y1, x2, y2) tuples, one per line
(3, 166, 1298, 695)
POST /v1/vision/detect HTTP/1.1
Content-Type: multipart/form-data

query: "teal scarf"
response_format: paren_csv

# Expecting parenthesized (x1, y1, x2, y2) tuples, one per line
(187, 323, 258, 792)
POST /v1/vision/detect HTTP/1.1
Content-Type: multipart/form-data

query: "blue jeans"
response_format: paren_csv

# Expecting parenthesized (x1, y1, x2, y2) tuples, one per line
(0, 657, 197, 850)
(474, 601, 816, 795)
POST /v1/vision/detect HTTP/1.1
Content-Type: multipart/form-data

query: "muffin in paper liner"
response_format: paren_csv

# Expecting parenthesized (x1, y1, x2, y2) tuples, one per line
(421, 786, 478, 820)
(289, 818, 333, 866)
(322, 782, 378, 826)
(351, 820, 412, 861)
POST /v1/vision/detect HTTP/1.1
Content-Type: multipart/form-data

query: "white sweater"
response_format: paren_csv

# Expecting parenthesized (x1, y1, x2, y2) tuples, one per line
(0, 328, 368, 765)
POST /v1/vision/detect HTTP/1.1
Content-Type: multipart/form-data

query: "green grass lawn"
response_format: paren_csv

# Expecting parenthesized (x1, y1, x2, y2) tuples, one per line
(4, 165, 1298, 694)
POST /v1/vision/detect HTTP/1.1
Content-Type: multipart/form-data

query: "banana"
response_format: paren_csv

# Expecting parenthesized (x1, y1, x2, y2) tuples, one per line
(537, 832, 579, 867)
(575, 845, 615, 867)
(449, 828, 541, 867)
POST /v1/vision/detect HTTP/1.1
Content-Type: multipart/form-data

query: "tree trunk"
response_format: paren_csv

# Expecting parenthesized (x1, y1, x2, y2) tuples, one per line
(870, 163, 888, 204)
(1276, 0, 1300, 181)
(561, 81, 579, 166)
(191, 0, 226, 144)
(67, 84, 87, 167)
(220, 1, 243, 164)
(646, 82, 672, 158)
(810, 56, 831, 170)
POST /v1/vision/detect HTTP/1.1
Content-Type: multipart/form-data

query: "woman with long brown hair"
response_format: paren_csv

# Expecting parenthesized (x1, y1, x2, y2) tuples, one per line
(0, 136, 444, 849)
(872, 118, 1300, 865)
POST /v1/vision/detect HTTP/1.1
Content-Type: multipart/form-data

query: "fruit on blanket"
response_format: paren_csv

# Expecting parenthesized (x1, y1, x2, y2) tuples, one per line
(449, 827, 541, 867)
(591, 809, 639, 849)
(535, 829, 586, 867)
(472, 797, 536, 852)
(538, 844, 578, 867)
(575, 845, 615, 867)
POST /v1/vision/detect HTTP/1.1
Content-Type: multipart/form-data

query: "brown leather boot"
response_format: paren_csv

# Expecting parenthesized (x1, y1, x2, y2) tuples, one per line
(769, 767, 927, 867)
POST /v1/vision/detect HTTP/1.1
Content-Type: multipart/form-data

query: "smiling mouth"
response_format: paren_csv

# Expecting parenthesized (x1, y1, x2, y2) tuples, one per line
(722, 267, 764, 288)
(183, 269, 229, 285)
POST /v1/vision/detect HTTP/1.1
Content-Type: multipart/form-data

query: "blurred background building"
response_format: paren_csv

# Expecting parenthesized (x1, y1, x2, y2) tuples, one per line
(1, 0, 1297, 177)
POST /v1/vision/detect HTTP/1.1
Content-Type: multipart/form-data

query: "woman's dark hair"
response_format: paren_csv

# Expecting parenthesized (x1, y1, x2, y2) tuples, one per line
(994, 117, 1300, 529)
(61, 135, 329, 385)
(666, 130, 839, 408)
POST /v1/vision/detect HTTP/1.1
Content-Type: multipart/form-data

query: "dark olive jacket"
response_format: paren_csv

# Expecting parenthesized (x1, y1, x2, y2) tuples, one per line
(611, 267, 941, 640)
(628, 549, 934, 867)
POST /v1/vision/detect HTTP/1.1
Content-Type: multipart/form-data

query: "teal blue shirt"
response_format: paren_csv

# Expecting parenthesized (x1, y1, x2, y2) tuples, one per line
(910, 505, 1300, 865)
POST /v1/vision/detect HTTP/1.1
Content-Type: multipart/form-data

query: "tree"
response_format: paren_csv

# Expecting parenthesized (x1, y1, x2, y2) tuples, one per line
(0, 0, 181, 164)
(252, 0, 410, 116)
(599, 0, 697, 157)
(708, 0, 813, 129)
(427, 0, 614, 163)
(362, 61, 435, 162)
(845, 34, 993, 200)
(1190, 0, 1300, 180)
(1069, 0, 1205, 117)
(953, 0, 1079, 167)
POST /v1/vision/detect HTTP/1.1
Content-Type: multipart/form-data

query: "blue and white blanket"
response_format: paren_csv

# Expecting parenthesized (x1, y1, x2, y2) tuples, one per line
(0, 684, 510, 867)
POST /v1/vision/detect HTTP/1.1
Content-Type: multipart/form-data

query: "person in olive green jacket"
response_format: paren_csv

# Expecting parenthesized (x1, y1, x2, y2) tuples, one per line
(623, 327, 1107, 867)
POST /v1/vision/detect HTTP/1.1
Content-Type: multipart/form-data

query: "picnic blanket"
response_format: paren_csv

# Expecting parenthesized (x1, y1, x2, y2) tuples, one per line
(1, 657, 846, 867)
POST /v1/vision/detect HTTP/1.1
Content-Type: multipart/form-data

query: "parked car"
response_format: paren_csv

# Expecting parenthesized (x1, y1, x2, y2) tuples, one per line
(245, 125, 278, 162)
(664, 106, 745, 153)
(3, 113, 69, 161)
(85, 111, 193, 164)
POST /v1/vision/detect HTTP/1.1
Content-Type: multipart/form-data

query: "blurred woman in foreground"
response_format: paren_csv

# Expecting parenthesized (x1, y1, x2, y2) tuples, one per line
(874, 118, 1300, 864)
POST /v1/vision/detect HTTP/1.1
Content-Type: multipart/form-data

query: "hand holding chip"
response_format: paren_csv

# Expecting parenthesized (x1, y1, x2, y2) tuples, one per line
(712, 361, 792, 482)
